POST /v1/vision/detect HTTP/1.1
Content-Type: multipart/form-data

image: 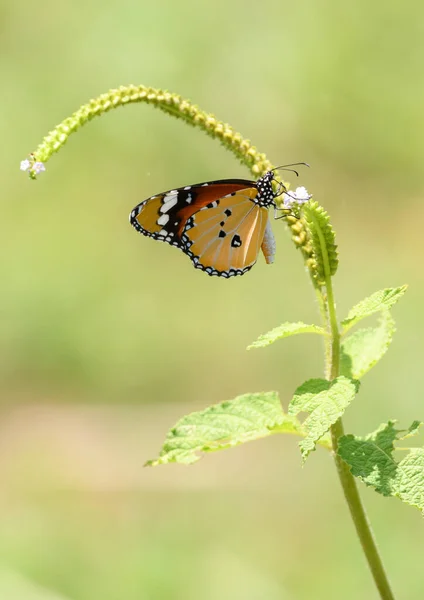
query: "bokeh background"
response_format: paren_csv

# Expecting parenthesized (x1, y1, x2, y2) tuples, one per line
(2, 0, 424, 598)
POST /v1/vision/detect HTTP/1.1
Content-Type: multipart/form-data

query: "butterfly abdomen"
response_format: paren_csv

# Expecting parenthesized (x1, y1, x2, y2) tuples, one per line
(261, 220, 276, 264)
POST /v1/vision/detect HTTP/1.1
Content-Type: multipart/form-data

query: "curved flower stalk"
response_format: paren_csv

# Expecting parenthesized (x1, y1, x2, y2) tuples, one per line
(20, 84, 324, 285)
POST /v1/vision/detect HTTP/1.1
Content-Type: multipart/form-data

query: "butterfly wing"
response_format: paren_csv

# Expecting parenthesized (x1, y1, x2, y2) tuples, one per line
(182, 188, 269, 277)
(129, 179, 254, 249)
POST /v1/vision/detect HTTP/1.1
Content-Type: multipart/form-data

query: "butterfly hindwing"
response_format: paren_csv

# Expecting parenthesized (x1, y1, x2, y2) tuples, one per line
(181, 189, 269, 277)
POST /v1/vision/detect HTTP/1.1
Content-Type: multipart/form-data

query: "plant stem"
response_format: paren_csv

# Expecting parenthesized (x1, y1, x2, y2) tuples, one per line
(330, 420, 395, 600)
(318, 226, 396, 600)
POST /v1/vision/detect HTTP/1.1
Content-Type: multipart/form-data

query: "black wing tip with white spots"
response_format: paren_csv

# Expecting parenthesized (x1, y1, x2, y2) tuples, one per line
(129, 203, 181, 248)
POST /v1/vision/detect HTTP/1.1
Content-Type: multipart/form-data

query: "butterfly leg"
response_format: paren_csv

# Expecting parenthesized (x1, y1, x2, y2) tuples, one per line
(273, 206, 297, 221)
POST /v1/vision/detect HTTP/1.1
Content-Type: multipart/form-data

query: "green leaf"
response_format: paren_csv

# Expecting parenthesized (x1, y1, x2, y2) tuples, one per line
(396, 449, 424, 512)
(340, 311, 395, 379)
(338, 421, 424, 513)
(248, 321, 326, 349)
(147, 392, 304, 466)
(302, 201, 339, 284)
(288, 377, 359, 461)
(341, 285, 407, 332)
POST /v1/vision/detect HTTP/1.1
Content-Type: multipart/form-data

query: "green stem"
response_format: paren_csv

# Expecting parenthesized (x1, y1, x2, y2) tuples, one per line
(330, 420, 395, 600)
(314, 286, 331, 374)
(317, 222, 396, 600)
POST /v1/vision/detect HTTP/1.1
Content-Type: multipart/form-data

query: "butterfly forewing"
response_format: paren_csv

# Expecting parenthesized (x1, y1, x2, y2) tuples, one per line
(182, 189, 269, 277)
(130, 180, 255, 247)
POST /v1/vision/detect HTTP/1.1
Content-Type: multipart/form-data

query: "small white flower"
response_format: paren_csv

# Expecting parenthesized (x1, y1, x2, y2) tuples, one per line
(283, 186, 312, 208)
(20, 159, 31, 172)
(282, 193, 293, 208)
(293, 186, 312, 203)
(33, 162, 46, 175)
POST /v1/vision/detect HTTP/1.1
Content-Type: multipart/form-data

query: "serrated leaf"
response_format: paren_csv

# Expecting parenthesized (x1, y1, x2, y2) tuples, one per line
(338, 421, 399, 494)
(395, 449, 424, 512)
(302, 201, 339, 283)
(340, 311, 395, 379)
(338, 421, 424, 513)
(341, 285, 407, 332)
(288, 377, 359, 461)
(248, 321, 326, 349)
(147, 392, 304, 466)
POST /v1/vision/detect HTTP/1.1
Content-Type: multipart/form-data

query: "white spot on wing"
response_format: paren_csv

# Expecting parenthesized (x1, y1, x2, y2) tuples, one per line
(160, 191, 178, 212)
(157, 214, 170, 226)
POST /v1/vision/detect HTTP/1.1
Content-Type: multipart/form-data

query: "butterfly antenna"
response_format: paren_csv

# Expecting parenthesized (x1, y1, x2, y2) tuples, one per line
(272, 162, 310, 177)
(281, 167, 299, 177)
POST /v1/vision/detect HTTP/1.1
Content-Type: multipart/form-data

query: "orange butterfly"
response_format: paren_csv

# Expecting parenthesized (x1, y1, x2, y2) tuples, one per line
(129, 167, 309, 278)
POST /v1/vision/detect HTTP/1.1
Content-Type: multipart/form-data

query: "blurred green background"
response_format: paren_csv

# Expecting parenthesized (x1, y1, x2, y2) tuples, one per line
(2, 0, 424, 597)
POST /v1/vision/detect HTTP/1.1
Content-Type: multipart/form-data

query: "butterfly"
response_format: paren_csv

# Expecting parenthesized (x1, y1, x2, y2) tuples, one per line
(129, 166, 308, 278)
